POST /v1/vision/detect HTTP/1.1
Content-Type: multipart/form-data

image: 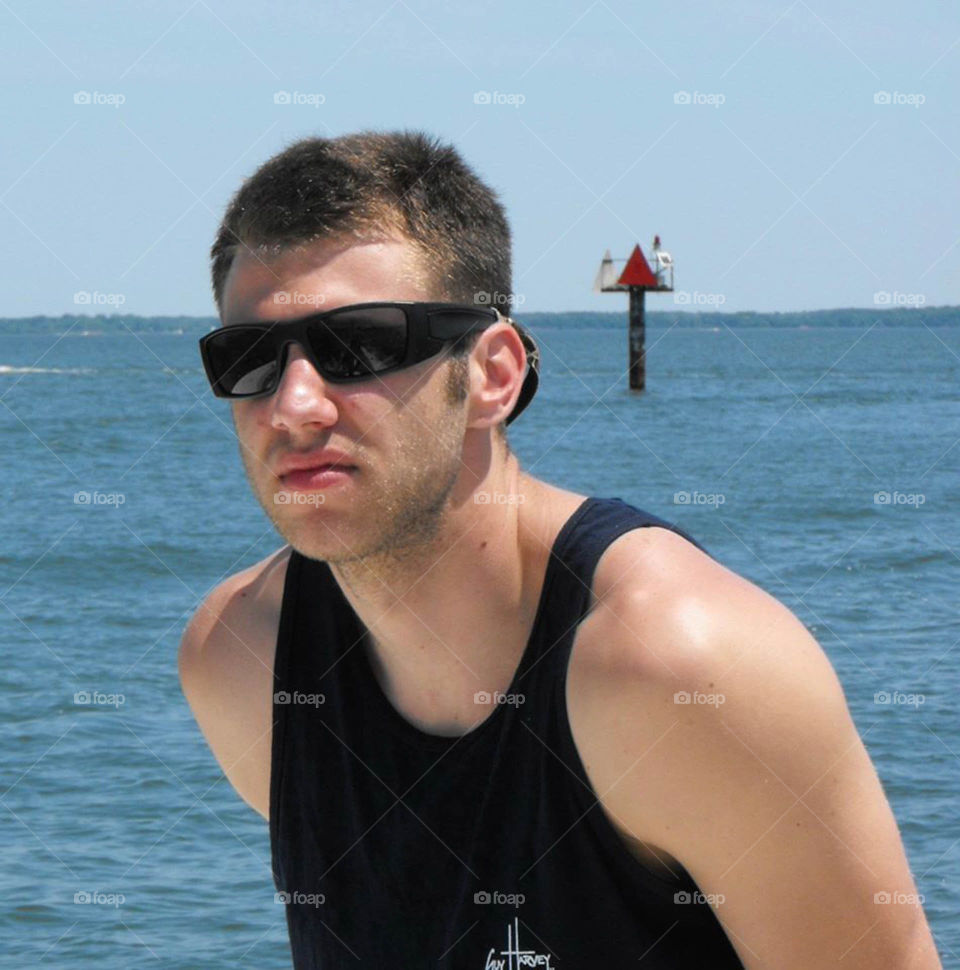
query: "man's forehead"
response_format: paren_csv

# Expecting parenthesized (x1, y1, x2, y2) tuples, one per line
(220, 235, 433, 323)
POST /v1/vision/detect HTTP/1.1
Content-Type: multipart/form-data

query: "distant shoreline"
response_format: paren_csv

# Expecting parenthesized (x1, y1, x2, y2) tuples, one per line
(1, 306, 958, 335)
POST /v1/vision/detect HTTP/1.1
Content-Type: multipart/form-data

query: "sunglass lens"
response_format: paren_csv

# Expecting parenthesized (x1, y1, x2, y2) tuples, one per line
(307, 307, 408, 379)
(206, 327, 281, 396)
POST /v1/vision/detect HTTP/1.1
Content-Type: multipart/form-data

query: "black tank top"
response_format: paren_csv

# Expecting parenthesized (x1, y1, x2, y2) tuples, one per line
(270, 496, 746, 968)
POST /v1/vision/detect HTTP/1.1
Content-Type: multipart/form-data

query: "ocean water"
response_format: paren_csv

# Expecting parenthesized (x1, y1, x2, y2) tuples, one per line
(1, 320, 958, 967)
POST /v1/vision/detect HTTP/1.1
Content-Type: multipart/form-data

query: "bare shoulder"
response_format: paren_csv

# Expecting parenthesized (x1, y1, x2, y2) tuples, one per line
(569, 521, 848, 793)
(568, 525, 941, 968)
(178, 545, 293, 820)
(180, 545, 292, 659)
(582, 522, 803, 678)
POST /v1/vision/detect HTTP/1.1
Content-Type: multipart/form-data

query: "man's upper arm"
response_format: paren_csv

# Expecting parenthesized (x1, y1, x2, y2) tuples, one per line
(178, 553, 286, 820)
(588, 535, 941, 969)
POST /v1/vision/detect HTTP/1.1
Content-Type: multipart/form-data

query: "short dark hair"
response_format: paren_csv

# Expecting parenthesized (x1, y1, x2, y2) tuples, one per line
(210, 130, 516, 444)
(210, 129, 512, 315)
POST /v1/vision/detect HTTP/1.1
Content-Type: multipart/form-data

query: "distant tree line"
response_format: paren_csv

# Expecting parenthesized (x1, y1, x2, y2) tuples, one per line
(523, 306, 960, 329)
(1, 306, 958, 335)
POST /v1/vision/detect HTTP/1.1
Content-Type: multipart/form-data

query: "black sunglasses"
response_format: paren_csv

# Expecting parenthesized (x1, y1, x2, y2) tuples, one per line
(199, 301, 540, 424)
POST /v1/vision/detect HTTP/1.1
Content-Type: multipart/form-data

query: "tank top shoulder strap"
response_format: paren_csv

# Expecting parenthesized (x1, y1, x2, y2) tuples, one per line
(540, 495, 712, 633)
(270, 548, 343, 854)
(273, 549, 335, 680)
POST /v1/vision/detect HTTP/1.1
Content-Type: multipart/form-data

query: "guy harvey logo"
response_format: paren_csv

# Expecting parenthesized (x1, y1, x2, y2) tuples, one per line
(483, 917, 554, 968)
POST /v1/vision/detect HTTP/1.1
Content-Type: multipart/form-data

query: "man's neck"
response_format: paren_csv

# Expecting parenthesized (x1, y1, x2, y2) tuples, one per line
(328, 469, 570, 732)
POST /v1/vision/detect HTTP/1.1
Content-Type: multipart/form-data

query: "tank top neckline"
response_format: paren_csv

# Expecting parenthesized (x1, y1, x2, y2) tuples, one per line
(327, 495, 597, 751)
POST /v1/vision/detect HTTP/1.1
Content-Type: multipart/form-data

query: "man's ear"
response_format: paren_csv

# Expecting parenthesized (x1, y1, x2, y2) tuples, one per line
(465, 323, 527, 430)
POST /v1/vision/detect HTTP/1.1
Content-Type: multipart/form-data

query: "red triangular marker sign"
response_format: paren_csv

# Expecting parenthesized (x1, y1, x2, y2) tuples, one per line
(617, 244, 658, 288)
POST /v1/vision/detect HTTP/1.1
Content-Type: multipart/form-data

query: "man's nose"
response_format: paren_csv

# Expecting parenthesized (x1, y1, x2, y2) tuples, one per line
(268, 343, 339, 429)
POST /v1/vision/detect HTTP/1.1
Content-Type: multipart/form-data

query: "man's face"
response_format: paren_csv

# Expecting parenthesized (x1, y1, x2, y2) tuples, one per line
(219, 235, 473, 564)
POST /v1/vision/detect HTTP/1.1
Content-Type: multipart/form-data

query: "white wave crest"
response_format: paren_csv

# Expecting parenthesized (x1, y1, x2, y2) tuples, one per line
(0, 365, 94, 375)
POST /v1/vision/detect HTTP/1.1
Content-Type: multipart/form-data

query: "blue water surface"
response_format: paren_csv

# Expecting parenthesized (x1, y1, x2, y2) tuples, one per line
(1, 320, 957, 967)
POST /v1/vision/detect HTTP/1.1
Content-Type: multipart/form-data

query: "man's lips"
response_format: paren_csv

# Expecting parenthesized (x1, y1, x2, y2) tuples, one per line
(275, 453, 358, 490)
(275, 451, 357, 477)
(282, 466, 355, 484)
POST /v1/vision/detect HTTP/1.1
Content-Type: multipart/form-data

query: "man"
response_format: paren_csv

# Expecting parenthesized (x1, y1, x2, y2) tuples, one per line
(179, 130, 941, 968)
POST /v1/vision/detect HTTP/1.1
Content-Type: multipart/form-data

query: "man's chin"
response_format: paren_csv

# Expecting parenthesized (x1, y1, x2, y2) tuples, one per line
(263, 509, 354, 560)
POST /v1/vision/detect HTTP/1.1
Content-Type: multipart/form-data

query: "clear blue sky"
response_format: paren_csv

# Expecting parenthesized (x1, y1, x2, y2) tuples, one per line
(2, 0, 957, 315)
